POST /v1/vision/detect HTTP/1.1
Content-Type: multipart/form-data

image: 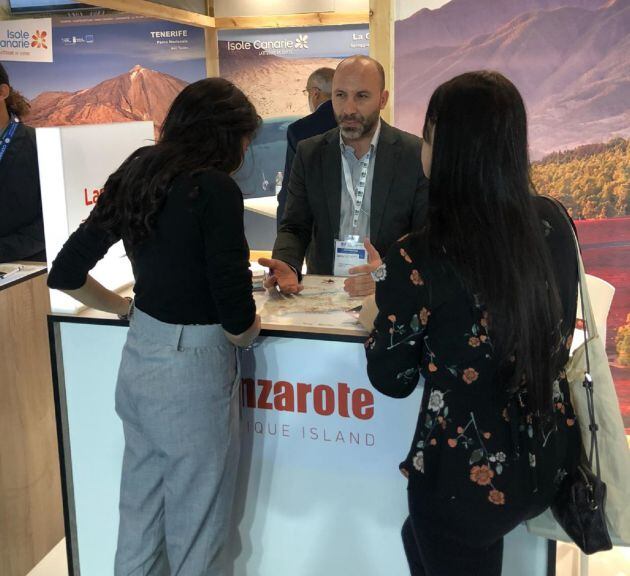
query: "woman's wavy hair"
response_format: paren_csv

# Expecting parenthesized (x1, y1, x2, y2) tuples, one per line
(420, 70, 564, 419)
(0, 62, 31, 118)
(88, 77, 261, 250)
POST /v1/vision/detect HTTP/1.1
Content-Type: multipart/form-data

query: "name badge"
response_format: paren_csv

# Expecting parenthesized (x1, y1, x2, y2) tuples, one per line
(334, 238, 368, 277)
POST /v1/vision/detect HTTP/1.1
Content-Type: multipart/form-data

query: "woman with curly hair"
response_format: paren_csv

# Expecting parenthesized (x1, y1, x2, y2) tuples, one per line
(48, 77, 261, 575)
(364, 71, 581, 575)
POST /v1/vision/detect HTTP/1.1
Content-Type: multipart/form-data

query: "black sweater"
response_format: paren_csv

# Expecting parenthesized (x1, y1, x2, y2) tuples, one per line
(48, 168, 256, 334)
(0, 123, 46, 262)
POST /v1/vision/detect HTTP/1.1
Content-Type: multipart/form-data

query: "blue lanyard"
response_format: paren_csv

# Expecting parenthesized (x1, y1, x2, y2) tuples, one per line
(0, 117, 20, 165)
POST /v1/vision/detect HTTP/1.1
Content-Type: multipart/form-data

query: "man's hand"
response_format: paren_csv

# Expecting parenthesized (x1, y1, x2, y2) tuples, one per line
(258, 258, 304, 294)
(344, 238, 382, 297)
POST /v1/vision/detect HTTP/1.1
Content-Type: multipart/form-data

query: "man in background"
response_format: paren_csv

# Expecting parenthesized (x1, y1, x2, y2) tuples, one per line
(276, 67, 337, 226)
(0, 63, 46, 263)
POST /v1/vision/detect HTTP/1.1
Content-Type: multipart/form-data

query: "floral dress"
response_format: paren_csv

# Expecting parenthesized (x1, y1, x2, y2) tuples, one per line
(365, 197, 581, 547)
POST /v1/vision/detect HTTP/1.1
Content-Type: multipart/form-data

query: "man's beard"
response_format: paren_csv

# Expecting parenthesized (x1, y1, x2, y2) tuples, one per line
(337, 109, 380, 140)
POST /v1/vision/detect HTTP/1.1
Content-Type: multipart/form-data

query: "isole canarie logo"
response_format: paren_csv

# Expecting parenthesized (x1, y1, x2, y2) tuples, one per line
(31, 30, 48, 49)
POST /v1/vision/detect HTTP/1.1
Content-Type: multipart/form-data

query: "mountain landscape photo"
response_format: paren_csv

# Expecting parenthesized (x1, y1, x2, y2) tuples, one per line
(395, 0, 628, 159)
(25, 65, 188, 135)
(396, 0, 630, 428)
(218, 41, 341, 118)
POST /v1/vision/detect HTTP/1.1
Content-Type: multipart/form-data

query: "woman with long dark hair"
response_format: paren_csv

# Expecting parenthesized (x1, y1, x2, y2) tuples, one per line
(363, 71, 581, 575)
(48, 77, 261, 575)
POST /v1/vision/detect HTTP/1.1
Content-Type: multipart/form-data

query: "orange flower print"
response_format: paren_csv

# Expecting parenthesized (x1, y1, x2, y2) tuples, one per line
(456, 426, 464, 434)
(488, 489, 506, 505)
(462, 367, 479, 384)
(31, 30, 48, 49)
(428, 362, 438, 372)
(483, 432, 491, 439)
(470, 465, 494, 486)
(566, 418, 575, 427)
(387, 314, 397, 323)
(410, 269, 424, 286)
(480, 335, 488, 343)
(400, 248, 412, 263)
(447, 438, 458, 448)
(468, 336, 480, 347)
(480, 311, 489, 328)
(399, 466, 410, 479)
(419, 307, 431, 325)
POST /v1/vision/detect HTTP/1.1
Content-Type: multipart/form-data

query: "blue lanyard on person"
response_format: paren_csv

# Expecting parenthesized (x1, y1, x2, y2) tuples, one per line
(341, 146, 373, 231)
(0, 115, 19, 165)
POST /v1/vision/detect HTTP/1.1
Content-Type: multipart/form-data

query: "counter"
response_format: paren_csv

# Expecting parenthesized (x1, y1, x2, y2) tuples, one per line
(1, 265, 64, 576)
(48, 275, 553, 576)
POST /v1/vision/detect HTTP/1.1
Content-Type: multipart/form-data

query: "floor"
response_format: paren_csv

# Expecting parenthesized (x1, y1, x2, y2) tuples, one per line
(26, 540, 67, 576)
(26, 539, 630, 576)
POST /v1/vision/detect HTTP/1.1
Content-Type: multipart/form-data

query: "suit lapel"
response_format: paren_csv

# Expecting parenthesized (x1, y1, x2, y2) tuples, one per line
(322, 129, 342, 237)
(370, 121, 398, 245)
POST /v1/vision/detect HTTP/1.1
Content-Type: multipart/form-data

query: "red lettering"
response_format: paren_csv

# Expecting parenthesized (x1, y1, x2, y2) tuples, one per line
(273, 381, 294, 411)
(242, 379, 374, 419)
(352, 389, 374, 420)
(297, 382, 312, 413)
(83, 187, 103, 206)
(257, 379, 273, 410)
(313, 384, 335, 416)
(337, 383, 351, 417)
(242, 378, 255, 408)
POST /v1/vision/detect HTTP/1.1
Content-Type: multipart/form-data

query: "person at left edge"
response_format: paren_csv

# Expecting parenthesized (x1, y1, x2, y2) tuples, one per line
(0, 63, 46, 263)
(48, 78, 261, 576)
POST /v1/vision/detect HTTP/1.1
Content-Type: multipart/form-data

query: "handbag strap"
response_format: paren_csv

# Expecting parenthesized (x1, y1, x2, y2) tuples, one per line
(541, 196, 602, 478)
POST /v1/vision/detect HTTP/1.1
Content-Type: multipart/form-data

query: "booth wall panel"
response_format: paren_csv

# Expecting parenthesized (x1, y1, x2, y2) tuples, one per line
(0, 274, 63, 576)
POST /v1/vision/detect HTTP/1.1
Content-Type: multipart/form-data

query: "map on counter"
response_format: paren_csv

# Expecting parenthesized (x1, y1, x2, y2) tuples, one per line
(258, 276, 364, 317)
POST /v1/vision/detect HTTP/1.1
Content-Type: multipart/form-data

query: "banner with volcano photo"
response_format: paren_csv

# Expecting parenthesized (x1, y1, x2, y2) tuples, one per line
(395, 0, 630, 429)
(218, 25, 369, 198)
(3, 11, 206, 136)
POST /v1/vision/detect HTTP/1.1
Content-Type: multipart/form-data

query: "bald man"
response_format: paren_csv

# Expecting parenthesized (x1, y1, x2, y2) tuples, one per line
(260, 56, 428, 297)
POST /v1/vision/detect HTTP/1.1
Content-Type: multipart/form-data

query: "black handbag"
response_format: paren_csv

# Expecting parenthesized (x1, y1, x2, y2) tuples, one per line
(549, 199, 613, 555)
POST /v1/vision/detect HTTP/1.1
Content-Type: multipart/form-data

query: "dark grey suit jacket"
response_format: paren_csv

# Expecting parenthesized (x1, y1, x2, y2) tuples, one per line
(272, 120, 428, 275)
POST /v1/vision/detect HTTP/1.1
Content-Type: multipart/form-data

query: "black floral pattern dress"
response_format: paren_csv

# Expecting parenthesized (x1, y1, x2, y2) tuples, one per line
(365, 197, 581, 548)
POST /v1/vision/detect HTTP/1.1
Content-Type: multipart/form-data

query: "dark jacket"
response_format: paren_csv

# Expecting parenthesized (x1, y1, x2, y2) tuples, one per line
(0, 123, 46, 262)
(273, 120, 428, 275)
(277, 99, 337, 225)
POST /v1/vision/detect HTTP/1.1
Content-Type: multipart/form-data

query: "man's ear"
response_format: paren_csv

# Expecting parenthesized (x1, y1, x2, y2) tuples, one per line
(380, 89, 389, 110)
(0, 84, 10, 101)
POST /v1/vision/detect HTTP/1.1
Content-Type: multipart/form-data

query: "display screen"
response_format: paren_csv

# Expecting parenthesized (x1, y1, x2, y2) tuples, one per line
(9, 0, 91, 12)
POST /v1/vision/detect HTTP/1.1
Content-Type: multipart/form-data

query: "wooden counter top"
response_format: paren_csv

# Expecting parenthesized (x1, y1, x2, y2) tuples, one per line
(51, 274, 369, 339)
(0, 263, 46, 292)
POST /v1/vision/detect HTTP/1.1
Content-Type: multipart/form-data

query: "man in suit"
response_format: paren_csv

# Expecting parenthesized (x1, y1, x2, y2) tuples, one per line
(0, 63, 46, 263)
(260, 55, 427, 296)
(277, 67, 337, 226)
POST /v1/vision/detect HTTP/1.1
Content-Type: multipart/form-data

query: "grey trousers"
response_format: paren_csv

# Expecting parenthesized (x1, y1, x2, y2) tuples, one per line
(114, 307, 241, 576)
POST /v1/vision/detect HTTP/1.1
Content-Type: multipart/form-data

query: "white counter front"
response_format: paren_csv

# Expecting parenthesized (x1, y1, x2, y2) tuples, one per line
(48, 277, 552, 575)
